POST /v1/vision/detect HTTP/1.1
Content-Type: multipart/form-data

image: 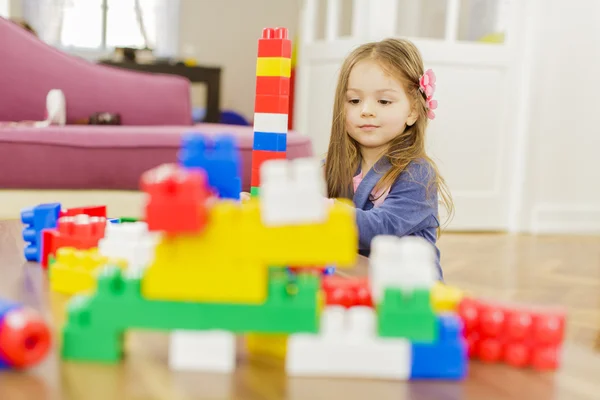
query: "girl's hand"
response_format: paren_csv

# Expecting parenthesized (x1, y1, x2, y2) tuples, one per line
(240, 192, 251, 201)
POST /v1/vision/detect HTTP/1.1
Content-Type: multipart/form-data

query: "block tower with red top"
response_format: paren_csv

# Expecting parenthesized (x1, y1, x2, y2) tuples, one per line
(250, 27, 292, 197)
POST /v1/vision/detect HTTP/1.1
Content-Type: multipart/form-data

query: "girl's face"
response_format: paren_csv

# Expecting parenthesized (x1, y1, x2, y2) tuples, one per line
(344, 59, 417, 153)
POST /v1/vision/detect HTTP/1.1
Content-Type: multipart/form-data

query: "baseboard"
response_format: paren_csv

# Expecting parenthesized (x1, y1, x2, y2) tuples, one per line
(0, 190, 145, 220)
(530, 204, 600, 234)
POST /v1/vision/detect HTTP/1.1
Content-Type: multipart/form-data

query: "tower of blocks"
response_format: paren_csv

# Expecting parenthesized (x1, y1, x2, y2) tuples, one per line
(17, 26, 567, 380)
(250, 27, 292, 197)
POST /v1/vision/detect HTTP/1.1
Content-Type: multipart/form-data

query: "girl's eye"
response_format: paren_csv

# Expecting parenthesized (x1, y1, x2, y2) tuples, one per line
(379, 100, 392, 105)
(348, 99, 360, 104)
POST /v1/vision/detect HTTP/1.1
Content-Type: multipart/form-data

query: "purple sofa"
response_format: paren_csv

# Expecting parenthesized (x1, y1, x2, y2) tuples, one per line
(0, 17, 312, 192)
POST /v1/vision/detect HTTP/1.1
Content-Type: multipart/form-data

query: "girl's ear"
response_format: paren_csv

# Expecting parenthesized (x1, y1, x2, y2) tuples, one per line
(406, 106, 418, 126)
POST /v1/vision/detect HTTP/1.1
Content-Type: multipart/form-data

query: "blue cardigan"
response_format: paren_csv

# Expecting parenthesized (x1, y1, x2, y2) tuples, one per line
(351, 157, 443, 279)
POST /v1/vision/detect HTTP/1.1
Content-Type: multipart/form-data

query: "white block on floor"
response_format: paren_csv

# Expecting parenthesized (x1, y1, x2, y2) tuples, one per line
(286, 306, 411, 379)
(169, 330, 236, 373)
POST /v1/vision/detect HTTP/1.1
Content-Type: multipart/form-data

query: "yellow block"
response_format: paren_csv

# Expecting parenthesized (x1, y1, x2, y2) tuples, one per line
(256, 57, 291, 77)
(141, 198, 357, 304)
(49, 247, 127, 295)
(246, 333, 288, 360)
(431, 281, 464, 312)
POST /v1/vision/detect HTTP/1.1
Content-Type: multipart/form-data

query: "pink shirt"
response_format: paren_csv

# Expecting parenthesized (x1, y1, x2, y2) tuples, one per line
(353, 173, 390, 208)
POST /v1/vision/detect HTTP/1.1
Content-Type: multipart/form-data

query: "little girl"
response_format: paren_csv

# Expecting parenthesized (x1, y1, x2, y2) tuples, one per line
(324, 38, 453, 279)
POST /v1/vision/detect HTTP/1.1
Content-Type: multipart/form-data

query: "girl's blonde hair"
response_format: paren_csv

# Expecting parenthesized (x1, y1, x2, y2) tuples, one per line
(324, 38, 454, 232)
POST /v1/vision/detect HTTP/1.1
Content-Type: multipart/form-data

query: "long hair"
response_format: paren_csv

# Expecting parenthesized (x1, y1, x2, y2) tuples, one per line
(324, 38, 454, 232)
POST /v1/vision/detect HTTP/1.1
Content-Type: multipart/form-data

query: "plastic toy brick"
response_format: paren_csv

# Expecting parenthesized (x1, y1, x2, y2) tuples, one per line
(178, 133, 242, 200)
(98, 221, 158, 272)
(257, 27, 292, 58)
(256, 57, 292, 78)
(170, 330, 236, 372)
(322, 276, 372, 308)
(250, 186, 260, 197)
(49, 247, 127, 295)
(41, 214, 107, 269)
(0, 298, 51, 369)
(377, 287, 437, 342)
(246, 333, 288, 361)
(458, 297, 566, 370)
(410, 314, 468, 380)
(286, 306, 411, 379)
(140, 163, 211, 234)
(61, 205, 106, 218)
(142, 197, 356, 303)
(251, 150, 287, 187)
(255, 76, 290, 96)
(259, 158, 328, 226)
(253, 112, 288, 134)
(61, 267, 320, 362)
(21, 202, 61, 262)
(253, 131, 287, 151)
(254, 94, 289, 114)
(431, 281, 464, 312)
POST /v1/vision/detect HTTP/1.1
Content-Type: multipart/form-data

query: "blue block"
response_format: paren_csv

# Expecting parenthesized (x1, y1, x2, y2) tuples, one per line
(108, 218, 120, 224)
(323, 266, 336, 275)
(410, 314, 468, 380)
(20, 203, 61, 262)
(178, 133, 242, 200)
(253, 131, 287, 151)
(0, 299, 22, 368)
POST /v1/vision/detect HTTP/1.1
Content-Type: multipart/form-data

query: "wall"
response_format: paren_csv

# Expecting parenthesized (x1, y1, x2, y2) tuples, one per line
(518, 0, 600, 233)
(177, 0, 301, 121)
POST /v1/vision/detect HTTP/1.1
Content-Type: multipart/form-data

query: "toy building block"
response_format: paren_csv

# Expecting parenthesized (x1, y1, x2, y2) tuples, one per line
(169, 330, 236, 372)
(458, 297, 566, 370)
(251, 150, 287, 188)
(61, 205, 106, 218)
(255, 94, 289, 114)
(253, 113, 288, 134)
(140, 163, 211, 234)
(0, 298, 51, 369)
(253, 131, 287, 151)
(286, 306, 411, 379)
(322, 276, 372, 308)
(410, 314, 468, 380)
(98, 221, 159, 272)
(256, 57, 292, 78)
(246, 333, 288, 361)
(431, 281, 465, 312)
(21, 203, 61, 262)
(259, 158, 327, 226)
(178, 133, 242, 200)
(41, 214, 107, 269)
(49, 247, 127, 295)
(256, 76, 290, 96)
(370, 236, 438, 341)
(61, 267, 320, 362)
(257, 27, 292, 58)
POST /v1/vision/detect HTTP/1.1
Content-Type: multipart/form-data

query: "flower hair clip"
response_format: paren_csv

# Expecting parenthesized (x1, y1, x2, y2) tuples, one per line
(419, 69, 438, 120)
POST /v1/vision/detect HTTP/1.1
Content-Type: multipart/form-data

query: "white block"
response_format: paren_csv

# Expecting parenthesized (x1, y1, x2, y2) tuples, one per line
(369, 235, 438, 302)
(260, 158, 327, 226)
(169, 330, 236, 372)
(253, 113, 288, 134)
(98, 221, 159, 271)
(286, 306, 411, 379)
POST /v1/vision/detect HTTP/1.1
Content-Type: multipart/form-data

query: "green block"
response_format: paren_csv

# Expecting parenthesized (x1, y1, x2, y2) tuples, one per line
(378, 287, 437, 342)
(61, 267, 319, 362)
(119, 217, 139, 223)
(250, 186, 260, 197)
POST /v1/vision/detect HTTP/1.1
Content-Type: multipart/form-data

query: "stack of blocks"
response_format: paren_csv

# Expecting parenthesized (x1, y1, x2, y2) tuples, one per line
(17, 26, 567, 380)
(250, 27, 292, 197)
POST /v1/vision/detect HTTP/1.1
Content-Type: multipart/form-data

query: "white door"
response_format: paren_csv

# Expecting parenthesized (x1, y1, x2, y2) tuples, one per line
(295, 0, 525, 231)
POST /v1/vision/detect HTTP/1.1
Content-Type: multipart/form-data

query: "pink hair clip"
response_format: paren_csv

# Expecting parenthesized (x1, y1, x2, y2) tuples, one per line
(419, 69, 438, 120)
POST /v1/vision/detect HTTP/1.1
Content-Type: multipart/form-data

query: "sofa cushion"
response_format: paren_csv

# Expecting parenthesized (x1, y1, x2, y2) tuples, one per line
(0, 123, 313, 191)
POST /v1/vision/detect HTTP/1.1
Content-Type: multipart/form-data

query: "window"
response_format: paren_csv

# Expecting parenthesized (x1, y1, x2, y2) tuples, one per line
(0, 0, 8, 18)
(24, 0, 178, 55)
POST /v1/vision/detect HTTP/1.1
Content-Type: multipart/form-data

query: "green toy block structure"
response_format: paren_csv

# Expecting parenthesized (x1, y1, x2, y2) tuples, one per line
(251, 186, 260, 197)
(62, 267, 320, 362)
(377, 287, 437, 342)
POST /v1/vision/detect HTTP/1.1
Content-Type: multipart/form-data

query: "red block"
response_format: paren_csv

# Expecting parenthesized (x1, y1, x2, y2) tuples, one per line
(458, 297, 566, 370)
(140, 164, 211, 234)
(258, 27, 292, 58)
(255, 94, 289, 114)
(251, 150, 286, 187)
(0, 307, 51, 368)
(41, 215, 107, 269)
(60, 205, 107, 218)
(322, 276, 372, 308)
(256, 76, 290, 96)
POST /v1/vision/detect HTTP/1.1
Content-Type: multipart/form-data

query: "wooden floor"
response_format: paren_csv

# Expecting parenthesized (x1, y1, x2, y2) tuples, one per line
(1, 219, 600, 400)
